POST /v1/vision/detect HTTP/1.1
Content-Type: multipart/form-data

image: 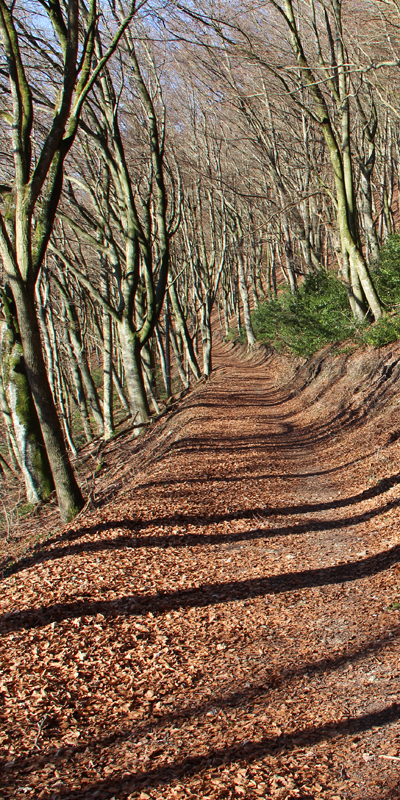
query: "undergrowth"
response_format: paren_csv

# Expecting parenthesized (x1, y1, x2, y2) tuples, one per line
(243, 237, 400, 356)
(373, 233, 400, 307)
(248, 272, 362, 357)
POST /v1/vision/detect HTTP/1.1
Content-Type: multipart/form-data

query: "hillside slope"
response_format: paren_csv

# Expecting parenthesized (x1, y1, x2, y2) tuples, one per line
(2, 338, 400, 799)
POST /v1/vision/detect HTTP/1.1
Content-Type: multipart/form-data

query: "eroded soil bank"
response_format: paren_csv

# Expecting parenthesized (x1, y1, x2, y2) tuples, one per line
(2, 337, 400, 799)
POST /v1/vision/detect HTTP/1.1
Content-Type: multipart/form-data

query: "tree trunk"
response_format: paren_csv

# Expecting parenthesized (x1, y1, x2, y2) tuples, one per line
(0, 343, 21, 471)
(47, 308, 77, 458)
(102, 279, 114, 441)
(222, 291, 230, 337)
(164, 297, 172, 396)
(155, 324, 171, 398)
(201, 300, 213, 378)
(341, 250, 366, 321)
(0, 450, 12, 477)
(360, 169, 380, 263)
(142, 342, 161, 415)
(65, 315, 104, 437)
(60, 316, 93, 444)
(168, 282, 201, 380)
(11, 281, 84, 519)
(237, 251, 255, 347)
(1, 292, 55, 503)
(112, 364, 130, 414)
(169, 324, 189, 388)
(118, 319, 150, 426)
(3, 342, 53, 503)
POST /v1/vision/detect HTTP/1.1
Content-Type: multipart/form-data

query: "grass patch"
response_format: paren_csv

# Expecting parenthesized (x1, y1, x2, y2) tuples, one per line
(18, 502, 36, 518)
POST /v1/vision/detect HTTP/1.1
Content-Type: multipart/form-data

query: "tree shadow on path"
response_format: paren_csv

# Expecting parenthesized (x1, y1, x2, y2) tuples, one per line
(8, 703, 400, 799)
(2, 542, 400, 632)
(3, 484, 400, 580)
(3, 622, 400, 797)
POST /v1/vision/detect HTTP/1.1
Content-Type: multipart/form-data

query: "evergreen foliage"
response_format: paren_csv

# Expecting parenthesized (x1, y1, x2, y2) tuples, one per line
(359, 235, 400, 347)
(362, 316, 400, 347)
(247, 241, 400, 356)
(373, 234, 400, 308)
(250, 272, 359, 356)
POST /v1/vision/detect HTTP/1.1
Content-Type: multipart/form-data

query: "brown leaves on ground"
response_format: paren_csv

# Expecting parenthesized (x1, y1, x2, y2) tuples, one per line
(2, 338, 400, 799)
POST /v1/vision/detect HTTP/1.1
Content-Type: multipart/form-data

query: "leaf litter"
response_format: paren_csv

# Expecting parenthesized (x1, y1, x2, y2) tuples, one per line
(2, 338, 400, 798)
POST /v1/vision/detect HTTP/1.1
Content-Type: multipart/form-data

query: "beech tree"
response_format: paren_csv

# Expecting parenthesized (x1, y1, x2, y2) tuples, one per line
(258, 1, 383, 317)
(49, 22, 180, 427)
(0, 0, 142, 519)
(172, 0, 390, 317)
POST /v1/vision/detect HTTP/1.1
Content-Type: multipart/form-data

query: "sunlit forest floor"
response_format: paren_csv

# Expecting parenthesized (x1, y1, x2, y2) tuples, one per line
(2, 336, 400, 799)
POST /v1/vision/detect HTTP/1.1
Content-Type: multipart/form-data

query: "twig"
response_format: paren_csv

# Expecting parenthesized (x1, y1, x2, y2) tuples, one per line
(1, 499, 11, 540)
(1, 490, 23, 540)
(84, 440, 105, 509)
(380, 754, 400, 762)
(33, 714, 48, 750)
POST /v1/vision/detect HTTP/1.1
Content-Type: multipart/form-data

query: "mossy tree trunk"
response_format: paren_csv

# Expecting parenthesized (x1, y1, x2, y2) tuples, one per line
(0, 290, 54, 503)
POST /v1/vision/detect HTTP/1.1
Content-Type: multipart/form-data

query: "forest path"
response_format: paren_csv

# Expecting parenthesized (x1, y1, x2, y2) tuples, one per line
(2, 337, 400, 800)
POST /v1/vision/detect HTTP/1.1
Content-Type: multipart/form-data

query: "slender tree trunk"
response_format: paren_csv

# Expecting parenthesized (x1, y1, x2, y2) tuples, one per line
(47, 307, 78, 458)
(155, 324, 171, 398)
(65, 318, 104, 437)
(168, 282, 201, 380)
(360, 169, 380, 263)
(36, 282, 56, 404)
(201, 299, 213, 378)
(142, 363, 161, 414)
(102, 279, 114, 440)
(222, 291, 230, 336)
(164, 297, 172, 397)
(237, 250, 255, 347)
(0, 450, 12, 477)
(282, 226, 297, 294)
(256, 264, 266, 303)
(272, 245, 278, 299)
(112, 364, 130, 414)
(60, 316, 93, 444)
(141, 342, 160, 414)
(169, 323, 189, 388)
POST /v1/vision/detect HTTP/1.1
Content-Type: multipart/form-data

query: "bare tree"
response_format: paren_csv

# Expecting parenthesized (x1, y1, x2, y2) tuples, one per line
(0, 0, 141, 518)
(51, 24, 180, 426)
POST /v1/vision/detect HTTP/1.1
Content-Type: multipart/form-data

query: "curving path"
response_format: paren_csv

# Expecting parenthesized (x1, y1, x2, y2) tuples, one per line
(1, 338, 400, 800)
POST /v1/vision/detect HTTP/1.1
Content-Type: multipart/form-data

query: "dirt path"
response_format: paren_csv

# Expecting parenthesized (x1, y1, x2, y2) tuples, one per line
(2, 338, 400, 800)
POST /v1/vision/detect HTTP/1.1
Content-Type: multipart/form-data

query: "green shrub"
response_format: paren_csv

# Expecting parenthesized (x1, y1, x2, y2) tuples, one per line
(374, 233, 400, 308)
(361, 315, 400, 347)
(251, 271, 359, 356)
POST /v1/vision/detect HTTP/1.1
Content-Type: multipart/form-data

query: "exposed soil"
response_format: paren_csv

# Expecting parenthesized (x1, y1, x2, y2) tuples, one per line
(2, 335, 400, 800)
